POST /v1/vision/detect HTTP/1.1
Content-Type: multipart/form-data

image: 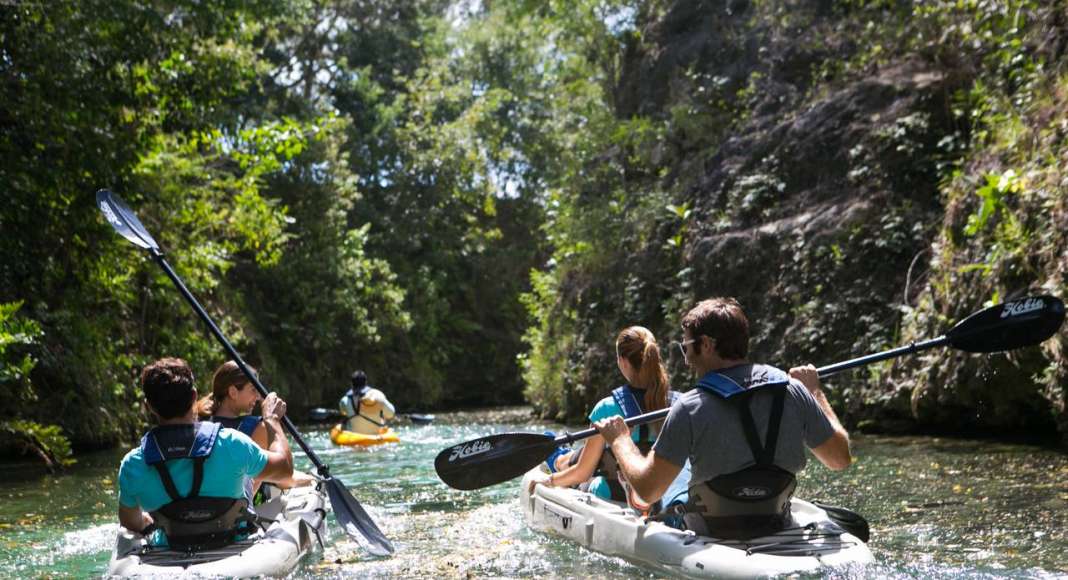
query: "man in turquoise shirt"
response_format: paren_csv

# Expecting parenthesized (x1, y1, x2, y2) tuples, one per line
(117, 357, 296, 534)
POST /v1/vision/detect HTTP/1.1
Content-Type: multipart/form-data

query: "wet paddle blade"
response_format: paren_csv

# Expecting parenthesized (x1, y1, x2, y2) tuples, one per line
(435, 432, 558, 491)
(946, 295, 1065, 353)
(813, 501, 870, 543)
(325, 477, 394, 556)
(96, 189, 159, 251)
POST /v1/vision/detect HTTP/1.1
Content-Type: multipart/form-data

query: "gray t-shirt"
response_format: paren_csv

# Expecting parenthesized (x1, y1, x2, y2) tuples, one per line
(652, 363, 835, 487)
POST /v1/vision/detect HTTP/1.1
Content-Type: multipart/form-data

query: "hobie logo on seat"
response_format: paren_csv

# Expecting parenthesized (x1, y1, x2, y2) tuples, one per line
(1001, 297, 1045, 318)
(733, 486, 770, 498)
(449, 440, 491, 462)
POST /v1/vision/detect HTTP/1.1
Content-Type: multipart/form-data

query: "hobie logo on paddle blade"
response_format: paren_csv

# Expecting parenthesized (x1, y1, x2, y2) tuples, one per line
(1001, 297, 1045, 318)
(448, 440, 492, 462)
(99, 201, 122, 227)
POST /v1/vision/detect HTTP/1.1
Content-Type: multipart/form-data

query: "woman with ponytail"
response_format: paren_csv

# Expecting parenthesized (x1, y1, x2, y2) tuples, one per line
(197, 361, 314, 497)
(538, 326, 676, 508)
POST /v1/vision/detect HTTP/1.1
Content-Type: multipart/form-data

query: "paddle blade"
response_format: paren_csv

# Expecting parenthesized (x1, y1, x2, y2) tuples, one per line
(435, 432, 558, 491)
(309, 407, 341, 422)
(324, 477, 394, 556)
(947, 295, 1065, 353)
(406, 413, 434, 425)
(96, 189, 159, 251)
(813, 501, 870, 543)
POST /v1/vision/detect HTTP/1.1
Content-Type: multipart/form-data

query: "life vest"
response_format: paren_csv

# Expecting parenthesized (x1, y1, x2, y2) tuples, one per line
(209, 415, 261, 438)
(596, 385, 678, 502)
(683, 368, 797, 540)
(140, 422, 259, 550)
(342, 385, 392, 433)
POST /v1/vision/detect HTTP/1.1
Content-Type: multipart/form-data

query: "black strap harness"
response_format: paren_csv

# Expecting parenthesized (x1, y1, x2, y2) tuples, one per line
(140, 422, 261, 550)
(683, 367, 798, 539)
(345, 385, 388, 428)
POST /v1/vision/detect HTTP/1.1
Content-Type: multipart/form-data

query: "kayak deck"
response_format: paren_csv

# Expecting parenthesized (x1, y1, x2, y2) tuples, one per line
(520, 468, 872, 579)
(108, 483, 328, 577)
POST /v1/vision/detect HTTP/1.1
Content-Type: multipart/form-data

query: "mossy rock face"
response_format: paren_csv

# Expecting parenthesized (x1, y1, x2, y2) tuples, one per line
(515, 0, 1068, 442)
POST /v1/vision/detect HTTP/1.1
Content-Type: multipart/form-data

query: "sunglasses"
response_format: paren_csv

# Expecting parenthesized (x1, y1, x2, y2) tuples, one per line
(671, 337, 701, 359)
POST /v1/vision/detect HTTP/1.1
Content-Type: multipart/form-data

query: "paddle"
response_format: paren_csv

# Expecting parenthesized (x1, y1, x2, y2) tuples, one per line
(97, 190, 394, 556)
(435, 295, 1065, 491)
(310, 407, 435, 425)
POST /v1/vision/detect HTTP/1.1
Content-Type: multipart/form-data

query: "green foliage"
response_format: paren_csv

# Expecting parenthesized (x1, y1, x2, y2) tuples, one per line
(0, 302, 43, 406)
(0, 420, 75, 471)
(1, 305, 73, 468)
(963, 169, 1020, 236)
(5, 0, 1067, 452)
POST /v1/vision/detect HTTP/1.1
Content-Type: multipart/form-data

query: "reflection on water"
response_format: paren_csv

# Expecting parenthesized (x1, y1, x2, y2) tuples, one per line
(0, 407, 1066, 578)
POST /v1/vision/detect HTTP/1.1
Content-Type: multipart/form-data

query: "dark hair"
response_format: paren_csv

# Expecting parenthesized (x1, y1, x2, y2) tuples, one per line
(141, 357, 196, 420)
(616, 326, 670, 411)
(681, 297, 750, 360)
(351, 370, 367, 389)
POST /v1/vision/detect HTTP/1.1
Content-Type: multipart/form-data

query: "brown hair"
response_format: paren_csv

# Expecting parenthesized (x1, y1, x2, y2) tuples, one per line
(616, 326, 670, 411)
(196, 360, 256, 417)
(680, 297, 749, 359)
(141, 357, 196, 420)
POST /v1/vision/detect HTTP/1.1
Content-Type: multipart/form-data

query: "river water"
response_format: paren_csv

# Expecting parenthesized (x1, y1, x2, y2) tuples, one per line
(1, 407, 1067, 578)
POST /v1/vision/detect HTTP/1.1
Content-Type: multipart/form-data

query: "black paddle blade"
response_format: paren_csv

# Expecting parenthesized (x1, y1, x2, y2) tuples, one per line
(325, 477, 394, 556)
(96, 189, 159, 251)
(813, 501, 870, 543)
(406, 413, 434, 425)
(435, 432, 558, 491)
(309, 407, 341, 422)
(947, 295, 1065, 353)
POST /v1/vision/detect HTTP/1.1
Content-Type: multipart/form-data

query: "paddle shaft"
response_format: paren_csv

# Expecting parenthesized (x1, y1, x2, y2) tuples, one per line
(554, 335, 950, 446)
(151, 249, 331, 475)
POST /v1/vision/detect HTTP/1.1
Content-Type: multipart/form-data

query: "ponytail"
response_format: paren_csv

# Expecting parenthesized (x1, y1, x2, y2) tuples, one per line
(616, 326, 671, 411)
(195, 394, 215, 419)
(637, 339, 670, 412)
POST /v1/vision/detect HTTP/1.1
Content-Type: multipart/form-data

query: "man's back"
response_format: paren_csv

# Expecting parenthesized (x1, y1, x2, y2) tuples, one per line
(118, 427, 268, 513)
(653, 363, 836, 486)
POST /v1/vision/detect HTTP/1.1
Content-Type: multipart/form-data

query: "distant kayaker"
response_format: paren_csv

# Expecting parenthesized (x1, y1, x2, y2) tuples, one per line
(338, 370, 396, 435)
(117, 357, 296, 547)
(534, 326, 688, 511)
(594, 297, 852, 539)
(197, 360, 315, 496)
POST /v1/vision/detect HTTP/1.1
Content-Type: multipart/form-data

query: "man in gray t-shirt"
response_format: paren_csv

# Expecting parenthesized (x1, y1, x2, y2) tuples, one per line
(653, 363, 836, 487)
(594, 297, 852, 508)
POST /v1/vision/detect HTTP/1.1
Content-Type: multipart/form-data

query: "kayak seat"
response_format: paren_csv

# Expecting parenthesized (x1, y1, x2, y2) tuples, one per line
(683, 465, 797, 540)
(150, 497, 259, 551)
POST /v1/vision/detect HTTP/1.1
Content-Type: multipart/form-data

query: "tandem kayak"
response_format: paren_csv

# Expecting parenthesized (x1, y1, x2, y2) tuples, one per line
(330, 424, 400, 447)
(520, 468, 872, 579)
(107, 483, 327, 577)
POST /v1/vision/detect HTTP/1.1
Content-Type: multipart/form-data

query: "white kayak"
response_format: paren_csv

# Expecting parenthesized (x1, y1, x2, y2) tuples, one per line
(520, 468, 873, 579)
(107, 483, 328, 578)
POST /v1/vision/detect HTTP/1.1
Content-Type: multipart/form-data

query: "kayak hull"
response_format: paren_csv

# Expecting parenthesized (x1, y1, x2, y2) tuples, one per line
(107, 483, 327, 578)
(520, 468, 873, 579)
(330, 424, 400, 447)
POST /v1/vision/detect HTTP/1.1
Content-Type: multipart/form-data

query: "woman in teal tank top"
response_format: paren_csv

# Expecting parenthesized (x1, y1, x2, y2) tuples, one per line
(537, 326, 671, 507)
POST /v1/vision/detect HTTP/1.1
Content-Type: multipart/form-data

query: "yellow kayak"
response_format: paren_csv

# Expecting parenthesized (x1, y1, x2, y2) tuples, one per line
(330, 424, 400, 447)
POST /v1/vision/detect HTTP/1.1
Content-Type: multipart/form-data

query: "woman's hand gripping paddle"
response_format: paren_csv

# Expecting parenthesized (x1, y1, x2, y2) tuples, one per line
(98, 190, 394, 556)
(435, 295, 1064, 491)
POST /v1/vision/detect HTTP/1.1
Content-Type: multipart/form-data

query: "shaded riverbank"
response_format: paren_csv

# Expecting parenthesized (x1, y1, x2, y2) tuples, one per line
(1, 407, 1066, 578)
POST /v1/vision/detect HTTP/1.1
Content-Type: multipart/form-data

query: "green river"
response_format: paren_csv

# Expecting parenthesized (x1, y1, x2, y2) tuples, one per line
(2, 407, 1067, 578)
